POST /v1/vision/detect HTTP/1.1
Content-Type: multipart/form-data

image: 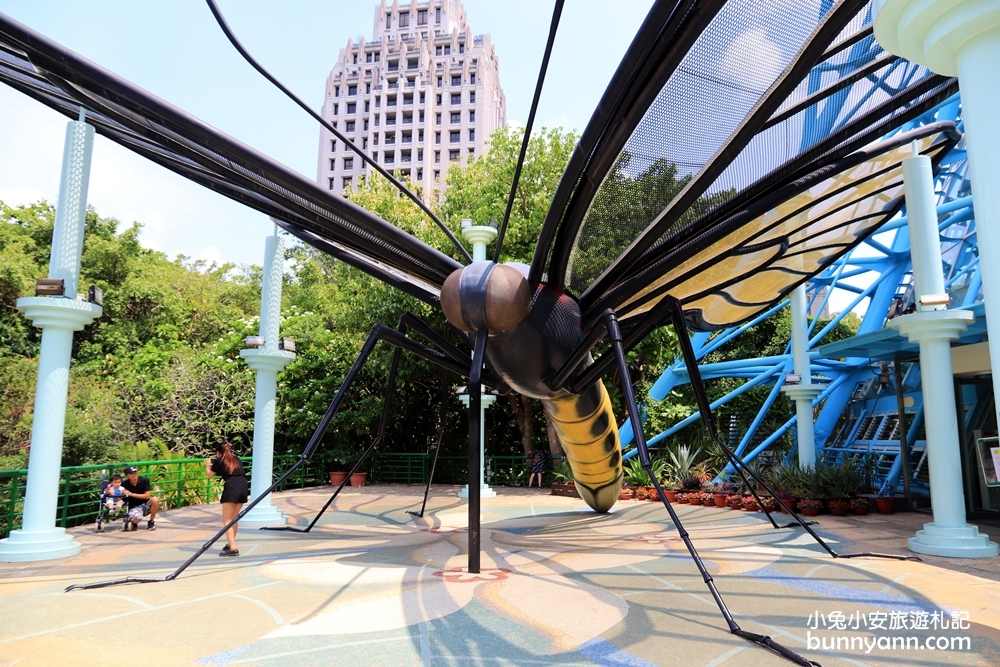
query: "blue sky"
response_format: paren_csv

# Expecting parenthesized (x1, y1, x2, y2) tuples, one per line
(0, 0, 654, 269)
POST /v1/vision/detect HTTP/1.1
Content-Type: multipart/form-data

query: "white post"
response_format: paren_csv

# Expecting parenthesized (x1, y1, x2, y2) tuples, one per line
(239, 235, 295, 527)
(890, 147, 998, 557)
(0, 112, 102, 562)
(875, 0, 1000, 484)
(457, 219, 498, 499)
(782, 285, 822, 468)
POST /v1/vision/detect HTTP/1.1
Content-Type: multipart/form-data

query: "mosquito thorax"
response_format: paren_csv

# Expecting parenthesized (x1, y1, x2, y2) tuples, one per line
(440, 261, 532, 334)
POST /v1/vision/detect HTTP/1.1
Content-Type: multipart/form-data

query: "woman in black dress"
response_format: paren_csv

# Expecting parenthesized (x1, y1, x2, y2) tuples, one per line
(205, 442, 248, 557)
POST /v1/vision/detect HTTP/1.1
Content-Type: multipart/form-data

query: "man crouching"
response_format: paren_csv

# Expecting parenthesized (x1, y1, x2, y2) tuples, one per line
(121, 466, 160, 531)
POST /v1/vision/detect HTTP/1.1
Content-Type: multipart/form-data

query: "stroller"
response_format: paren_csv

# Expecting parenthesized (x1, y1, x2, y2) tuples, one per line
(95, 469, 128, 532)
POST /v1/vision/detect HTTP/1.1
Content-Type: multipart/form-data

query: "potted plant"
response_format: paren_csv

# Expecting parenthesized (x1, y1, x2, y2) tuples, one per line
(676, 491, 689, 504)
(875, 494, 895, 514)
(851, 497, 870, 515)
(702, 481, 731, 508)
(726, 494, 743, 510)
(760, 496, 778, 513)
(325, 445, 356, 486)
(700, 491, 716, 507)
(618, 486, 635, 501)
(828, 498, 850, 516)
(688, 492, 703, 506)
(743, 496, 759, 511)
(551, 459, 580, 498)
(798, 498, 823, 516)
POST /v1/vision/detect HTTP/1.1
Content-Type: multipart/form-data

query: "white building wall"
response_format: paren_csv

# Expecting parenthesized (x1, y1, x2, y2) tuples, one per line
(317, 0, 506, 200)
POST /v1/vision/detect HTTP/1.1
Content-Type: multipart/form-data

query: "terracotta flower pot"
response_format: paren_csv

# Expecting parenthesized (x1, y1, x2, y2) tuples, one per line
(688, 496, 703, 506)
(664, 490, 678, 503)
(713, 493, 728, 508)
(619, 490, 634, 501)
(350, 472, 367, 487)
(329, 471, 348, 486)
(778, 498, 798, 514)
(647, 488, 660, 502)
(677, 493, 689, 504)
(801, 508, 821, 517)
(875, 498, 895, 514)
(743, 501, 759, 512)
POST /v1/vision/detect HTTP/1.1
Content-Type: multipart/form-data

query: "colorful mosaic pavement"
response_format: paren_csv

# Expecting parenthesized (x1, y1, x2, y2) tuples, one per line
(1, 486, 999, 666)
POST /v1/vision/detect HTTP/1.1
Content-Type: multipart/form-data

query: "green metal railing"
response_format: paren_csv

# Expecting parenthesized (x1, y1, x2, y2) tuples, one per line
(0, 455, 320, 539)
(1, 452, 559, 538)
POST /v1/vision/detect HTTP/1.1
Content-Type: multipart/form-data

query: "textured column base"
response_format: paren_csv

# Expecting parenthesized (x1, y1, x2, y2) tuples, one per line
(909, 522, 999, 558)
(0, 527, 81, 562)
(239, 503, 288, 527)
(458, 485, 497, 499)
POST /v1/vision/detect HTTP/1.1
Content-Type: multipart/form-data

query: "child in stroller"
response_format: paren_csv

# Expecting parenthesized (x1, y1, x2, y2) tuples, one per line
(96, 472, 128, 532)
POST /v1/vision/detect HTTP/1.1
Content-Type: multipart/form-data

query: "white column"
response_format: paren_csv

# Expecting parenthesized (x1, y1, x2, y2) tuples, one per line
(0, 114, 102, 562)
(782, 285, 822, 468)
(875, 0, 1000, 466)
(239, 235, 295, 527)
(458, 390, 497, 498)
(891, 148, 998, 557)
(457, 220, 498, 499)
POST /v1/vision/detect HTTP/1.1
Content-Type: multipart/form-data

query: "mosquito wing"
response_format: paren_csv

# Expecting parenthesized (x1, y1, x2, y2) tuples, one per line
(0, 13, 461, 308)
(531, 0, 958, 331)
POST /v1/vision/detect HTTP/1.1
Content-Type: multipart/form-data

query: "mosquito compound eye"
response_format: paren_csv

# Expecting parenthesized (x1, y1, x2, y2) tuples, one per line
(485, 264, 531, 333)
(440, 268, 472, 332)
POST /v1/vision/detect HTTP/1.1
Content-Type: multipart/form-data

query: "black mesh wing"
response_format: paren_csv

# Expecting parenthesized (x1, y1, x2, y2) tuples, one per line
(531, 0, 957, 328)
(591, 123, 959, 330)
(0, 13, 459, 307)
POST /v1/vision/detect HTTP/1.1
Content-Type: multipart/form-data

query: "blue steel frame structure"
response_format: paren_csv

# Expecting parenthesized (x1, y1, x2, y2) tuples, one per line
(628, 70, 979, 499)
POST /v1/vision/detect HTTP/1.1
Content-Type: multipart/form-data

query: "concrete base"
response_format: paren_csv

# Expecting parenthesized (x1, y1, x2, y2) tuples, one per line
(458, 484, 496, 499)
(238, 504, 288, 528)
(908, 522, 1000, 558)
(0, 527, 81, 562)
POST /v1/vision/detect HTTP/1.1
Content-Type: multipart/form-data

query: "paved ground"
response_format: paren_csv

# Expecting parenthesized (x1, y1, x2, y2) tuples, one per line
(1, 485, 999, 667)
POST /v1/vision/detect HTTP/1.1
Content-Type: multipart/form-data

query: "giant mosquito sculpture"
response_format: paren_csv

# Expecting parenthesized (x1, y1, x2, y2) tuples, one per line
(0, 1, 961, 664)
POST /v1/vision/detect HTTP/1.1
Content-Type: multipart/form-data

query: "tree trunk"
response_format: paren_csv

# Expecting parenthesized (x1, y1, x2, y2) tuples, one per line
(507, 394, 534, 455)
(545, 414, 563, 456)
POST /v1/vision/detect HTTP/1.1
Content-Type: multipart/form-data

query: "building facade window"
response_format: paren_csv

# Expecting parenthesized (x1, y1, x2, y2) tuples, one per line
(434, 151, 440, 163)
(347, 102, 356, 113)
(469, 110, 475, 122)
(450, 111, 460, 123)
(435, 8, 441, 22)
(417, 9, 427, 25)
(343, 176, 352, 188)
(450, 130, 460, 143)
(470, 72, 476, 85)
(328, 177, 335, 190)
(469, 91, 476, 103)
(435, 132, 441, 144)
(330, 140, 337, 151)
(468, 129, 475, 141)
(451, 93, 461, 105)
(399, 12, 409, 27)
(386, 15, 391, 29)
(449, 149, 459, 161)
(348, 84, 357, 96)
(344, 157, 354, 170)
(346, 121, 356, 132)
(451, 74, 461, 86)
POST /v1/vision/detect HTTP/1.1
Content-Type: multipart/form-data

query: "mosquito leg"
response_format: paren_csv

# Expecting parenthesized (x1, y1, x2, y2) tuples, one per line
(603, 308, 821, 667)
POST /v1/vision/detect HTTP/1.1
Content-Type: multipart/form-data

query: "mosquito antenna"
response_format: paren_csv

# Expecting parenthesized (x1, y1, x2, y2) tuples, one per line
(204, 0, 472, 263)
(491, 0, 565, 263)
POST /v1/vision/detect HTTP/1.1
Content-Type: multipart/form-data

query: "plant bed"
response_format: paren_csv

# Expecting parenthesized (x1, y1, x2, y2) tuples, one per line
(551, 481, 580, 498)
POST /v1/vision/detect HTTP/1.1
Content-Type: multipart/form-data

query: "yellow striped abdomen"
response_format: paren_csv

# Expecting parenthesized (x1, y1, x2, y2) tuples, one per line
(542, 380, 622, 512)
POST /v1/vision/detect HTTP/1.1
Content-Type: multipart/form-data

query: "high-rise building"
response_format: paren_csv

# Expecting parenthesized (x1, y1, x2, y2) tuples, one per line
(317, 0, 506, 199)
